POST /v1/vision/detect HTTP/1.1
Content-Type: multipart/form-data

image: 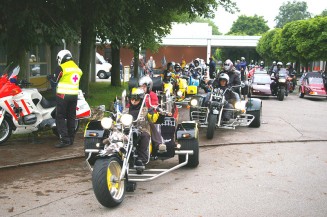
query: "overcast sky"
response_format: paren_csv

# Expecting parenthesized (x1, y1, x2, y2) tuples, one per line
(213, 0, 327, 34)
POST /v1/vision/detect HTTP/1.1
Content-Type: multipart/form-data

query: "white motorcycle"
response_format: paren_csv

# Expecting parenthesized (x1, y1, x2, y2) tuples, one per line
(0, 66, 91, 145)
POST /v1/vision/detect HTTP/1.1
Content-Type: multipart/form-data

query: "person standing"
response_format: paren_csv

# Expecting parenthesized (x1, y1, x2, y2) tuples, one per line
(50, 50, 83, 148)
(206, 57, 216, 79)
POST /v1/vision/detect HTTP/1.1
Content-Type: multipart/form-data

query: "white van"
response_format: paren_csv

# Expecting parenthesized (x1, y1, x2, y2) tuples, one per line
(96, 52, 112, 79)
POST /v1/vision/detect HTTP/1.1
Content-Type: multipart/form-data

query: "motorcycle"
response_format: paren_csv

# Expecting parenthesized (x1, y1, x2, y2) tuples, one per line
(270, 68, 288, 101)
(84, 90, 199, 207)
(189, 84, 262, 139)
(0, 66, 91, 145)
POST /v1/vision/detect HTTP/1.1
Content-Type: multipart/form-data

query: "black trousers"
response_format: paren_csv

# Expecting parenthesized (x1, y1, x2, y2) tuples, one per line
(56, 94, 77, 143)
(137, 132, 150, 163)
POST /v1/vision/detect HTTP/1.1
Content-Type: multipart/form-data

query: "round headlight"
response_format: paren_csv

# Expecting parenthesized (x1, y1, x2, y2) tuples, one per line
(234, 101, 243, 110)
(120, 114, 133, 127)
(190, 98, 198, 106)
(101, 117, 113, 129)
(177, 90, 183, 97)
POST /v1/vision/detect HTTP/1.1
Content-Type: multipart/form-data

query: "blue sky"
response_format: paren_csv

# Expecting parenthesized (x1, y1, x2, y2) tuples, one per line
(213, 0, 327, 34)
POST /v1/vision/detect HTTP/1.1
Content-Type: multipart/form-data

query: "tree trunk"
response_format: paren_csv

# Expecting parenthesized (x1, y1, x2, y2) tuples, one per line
(133, 49, 139, 78)
(79, 23, 95, 96)
(110, 41, 121, 86)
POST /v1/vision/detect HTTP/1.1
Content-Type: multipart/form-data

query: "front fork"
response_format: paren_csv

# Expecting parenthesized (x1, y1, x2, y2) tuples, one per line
(0, 108, 6, 126)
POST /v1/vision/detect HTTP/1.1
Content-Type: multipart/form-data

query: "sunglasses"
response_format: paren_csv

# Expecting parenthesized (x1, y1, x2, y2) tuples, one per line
(131, 98, 141, 101)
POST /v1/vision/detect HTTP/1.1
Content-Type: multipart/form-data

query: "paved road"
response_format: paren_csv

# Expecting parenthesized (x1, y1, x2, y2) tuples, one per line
(0, 93, 326, 217)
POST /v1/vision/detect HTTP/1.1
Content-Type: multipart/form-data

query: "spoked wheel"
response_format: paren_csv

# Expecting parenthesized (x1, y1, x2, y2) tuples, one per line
(92, 157, 126, 208)
(0, 116, 12, 145)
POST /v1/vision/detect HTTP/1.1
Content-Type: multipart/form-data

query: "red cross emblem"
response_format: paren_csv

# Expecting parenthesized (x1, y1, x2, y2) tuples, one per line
(72, 74, 79, 83)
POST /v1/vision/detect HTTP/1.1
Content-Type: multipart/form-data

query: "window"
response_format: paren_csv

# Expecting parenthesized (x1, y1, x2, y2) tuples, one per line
(29, 44, 48, 77)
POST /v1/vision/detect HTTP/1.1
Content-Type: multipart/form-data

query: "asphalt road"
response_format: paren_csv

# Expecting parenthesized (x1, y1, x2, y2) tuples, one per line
(0, 92, 326, 217)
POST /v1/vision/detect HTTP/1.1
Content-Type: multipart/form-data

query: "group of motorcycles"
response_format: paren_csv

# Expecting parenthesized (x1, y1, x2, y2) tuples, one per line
(0, 65, 91, 145)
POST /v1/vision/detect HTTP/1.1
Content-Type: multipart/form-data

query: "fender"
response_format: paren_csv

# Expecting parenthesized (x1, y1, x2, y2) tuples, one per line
(84, 120, 106, 138)
(246, 98, 262, 112)
(176, 121, 198, 140)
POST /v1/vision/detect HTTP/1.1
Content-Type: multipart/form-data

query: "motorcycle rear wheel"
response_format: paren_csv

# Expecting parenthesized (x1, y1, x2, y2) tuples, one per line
(92, 157, 126, 208)
(0, 116, 12, 145)
(178, 137, 199, 168)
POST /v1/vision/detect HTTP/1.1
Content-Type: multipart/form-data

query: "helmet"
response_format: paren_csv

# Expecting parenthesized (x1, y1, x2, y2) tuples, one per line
(139, 76, 153, 92)
(194, 58, 200, 67)
(223, 59, 234, 71)
(184, 64, 189, 71)
(277, 62, 283, 67)
(273, 61, 276, 65)
(174, 63, 181, 72)
(189, 63, 195, 69)
(241, 57, 245, 61)
(57, 50, 72, 66)
(164, 71, 172, 80)
(218, 73, 230, 83)
(130, 87, 145, 100)
(260, 61, 264, 67)
(286, 62, 291, 66)
(167, 62, 174, 71)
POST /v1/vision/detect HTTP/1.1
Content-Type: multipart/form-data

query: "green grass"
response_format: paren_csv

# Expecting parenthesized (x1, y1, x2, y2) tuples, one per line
(87, 82, 128, 108)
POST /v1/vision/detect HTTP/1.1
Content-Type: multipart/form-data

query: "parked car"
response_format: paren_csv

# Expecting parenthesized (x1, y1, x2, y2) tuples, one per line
(96, 52, 112, 79)
(299, 72, 327, 98)
(248, 73, 272, 97)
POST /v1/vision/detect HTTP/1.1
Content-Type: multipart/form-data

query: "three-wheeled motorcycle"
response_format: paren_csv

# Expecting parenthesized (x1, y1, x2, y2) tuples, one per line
(84, 90, 199, 208)
(188, 84, 262, 139)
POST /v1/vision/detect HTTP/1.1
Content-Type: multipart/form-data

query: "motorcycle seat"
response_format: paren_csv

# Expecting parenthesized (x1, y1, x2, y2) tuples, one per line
(40, 97, 57, 108)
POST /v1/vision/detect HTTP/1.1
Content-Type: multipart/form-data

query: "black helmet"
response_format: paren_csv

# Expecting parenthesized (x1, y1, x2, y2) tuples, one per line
(193, 58, 200, 67)
(174, 63, 181, 72)
(167, 62, 174, 71)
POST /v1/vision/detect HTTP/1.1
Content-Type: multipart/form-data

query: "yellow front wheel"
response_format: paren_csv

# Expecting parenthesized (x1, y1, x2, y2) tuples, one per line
(92, 157, 126, 207)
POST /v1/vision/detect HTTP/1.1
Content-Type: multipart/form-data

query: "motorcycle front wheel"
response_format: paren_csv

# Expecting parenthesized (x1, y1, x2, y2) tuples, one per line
(206, 114, 217, 139)
(277, 87, 285, 101)
(0, 116, 12, 145)
(92, 157, 126, 208)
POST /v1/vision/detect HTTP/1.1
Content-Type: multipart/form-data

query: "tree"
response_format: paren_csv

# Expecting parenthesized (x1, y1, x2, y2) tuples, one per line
(256, 29, 281, 62)
(274, 1, 311, 28)
(319, 9, 327, 17)
(227, 15, 269, 35)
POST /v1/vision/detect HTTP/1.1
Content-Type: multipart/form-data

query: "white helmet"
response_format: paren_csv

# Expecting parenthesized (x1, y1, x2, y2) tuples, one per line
(277, 62, 283, 67)
(223, 59, 234, 71)
(139, 76, 153, 92)
(57, 50, 72, 66)
(218, 73, 230, 83)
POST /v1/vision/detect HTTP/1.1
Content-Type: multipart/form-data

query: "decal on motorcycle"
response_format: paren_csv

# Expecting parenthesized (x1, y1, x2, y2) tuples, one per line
(4, 100, 18, 121)
(20, 99, 31, 115)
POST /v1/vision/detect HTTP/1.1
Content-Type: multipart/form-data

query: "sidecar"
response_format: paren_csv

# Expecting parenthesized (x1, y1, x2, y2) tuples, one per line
(83, 90, 199, 208)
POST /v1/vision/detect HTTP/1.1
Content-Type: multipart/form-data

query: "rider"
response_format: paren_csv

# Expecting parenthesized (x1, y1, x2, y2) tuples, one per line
(221, 59, 241, 92)
(139, 76, 167, 152)
(206, 57, 216, 79)
(269, 61, 277, 75)
(128, 88, 152, 166)
(50, 50, 83, 148)
(286, 62, 297, 92)
(270, 62, 284, 94)
(210, 73, 240, 121)
(259, 61, 265, 69)
(174, 63, 182, 76)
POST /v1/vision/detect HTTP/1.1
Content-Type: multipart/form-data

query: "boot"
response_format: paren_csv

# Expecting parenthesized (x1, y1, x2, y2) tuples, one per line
(55, 138, 71, 148)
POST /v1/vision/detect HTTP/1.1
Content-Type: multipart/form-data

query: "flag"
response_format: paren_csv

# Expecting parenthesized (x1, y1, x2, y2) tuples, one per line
(161, 55, 167, 67)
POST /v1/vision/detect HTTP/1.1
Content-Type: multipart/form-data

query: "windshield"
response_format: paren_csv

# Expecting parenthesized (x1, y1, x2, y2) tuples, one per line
(253, 75, 271, 83)
(308, 77, 323, 84)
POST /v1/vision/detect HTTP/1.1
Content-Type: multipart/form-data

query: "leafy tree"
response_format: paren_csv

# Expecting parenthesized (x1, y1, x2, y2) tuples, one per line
(320, 9, 327, 17)
(256, 29, 281, 61)
(227, 15, 269, 35)
(274, 1, 311, 28)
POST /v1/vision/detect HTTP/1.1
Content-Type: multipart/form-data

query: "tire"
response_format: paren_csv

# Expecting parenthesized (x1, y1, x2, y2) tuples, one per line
(98, 70, 107, 79)
(92, 157, 126, 208)
(206, 114, 217, 139)
(178, 138, 199, 168)
(277, 88, 285, 101)
(84, 137, 103, 165)
(0, 116, 12, 145)
(248, 109, 261, 128)
(52, 119, 80, 138)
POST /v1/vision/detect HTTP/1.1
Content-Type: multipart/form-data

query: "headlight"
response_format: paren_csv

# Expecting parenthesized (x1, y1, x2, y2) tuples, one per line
(190, 98, 198, 106)
(177, 90, 183, 97)
(101, 117, 113, 129)
(120, 114, 133, 127)
(234, 101, 243, 110)
(278, 78, 286, 83)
